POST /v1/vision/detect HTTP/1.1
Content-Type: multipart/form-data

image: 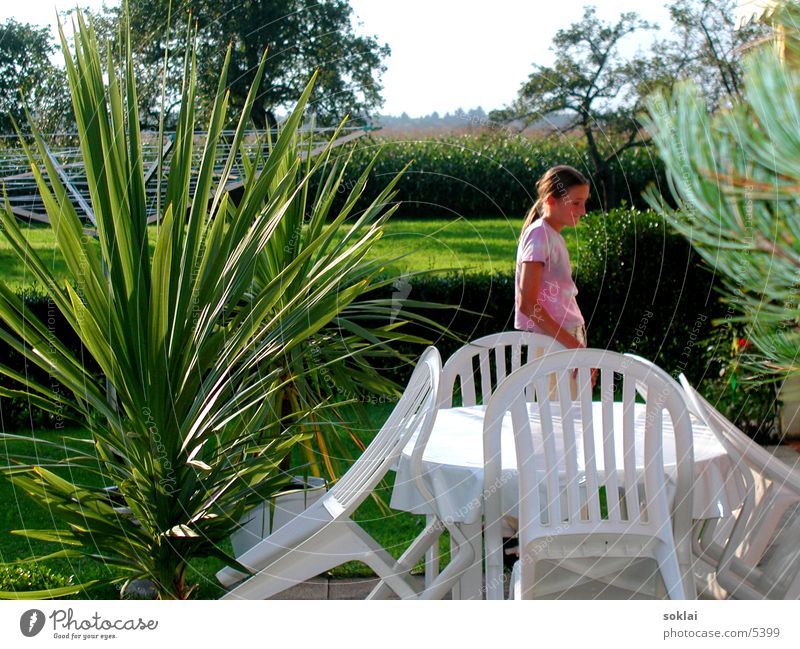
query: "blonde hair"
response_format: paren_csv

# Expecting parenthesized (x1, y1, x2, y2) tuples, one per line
(521, 165, 589, 238)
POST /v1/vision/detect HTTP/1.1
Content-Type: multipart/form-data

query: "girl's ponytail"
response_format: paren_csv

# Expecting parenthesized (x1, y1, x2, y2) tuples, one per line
(520, 198, 544, 234)
(520, 165, 589, 239)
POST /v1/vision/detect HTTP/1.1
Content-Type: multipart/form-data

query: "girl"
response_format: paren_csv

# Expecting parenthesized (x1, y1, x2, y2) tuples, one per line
(515, 165, 589, 349)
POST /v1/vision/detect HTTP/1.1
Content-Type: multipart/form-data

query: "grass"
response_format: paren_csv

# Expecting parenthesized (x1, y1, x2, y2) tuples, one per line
(0, 226, 81, 290)
(0, 405, 446, 599)
(0, 217, 585, 289)
(370, 217, 519, 275)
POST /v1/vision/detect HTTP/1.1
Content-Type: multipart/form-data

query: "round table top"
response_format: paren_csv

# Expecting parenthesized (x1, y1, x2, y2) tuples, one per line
(390, 402, 748, 523)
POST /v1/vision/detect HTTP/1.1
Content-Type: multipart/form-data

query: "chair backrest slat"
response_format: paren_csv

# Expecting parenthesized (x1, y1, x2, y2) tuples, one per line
(478, 350, 492, 403)
(642, 393, 665, 525)
(535, 375, 560, 526)
(459, 364, 478, 407)
(577, 366, 602, 523)
(556, 369, 582, 522)
(494, 346, 507, 384)
(511, 342, 523, 373)
(441, 332, 565, 407)
(600, 368, 622, 521)
(622, 375, 640, 524)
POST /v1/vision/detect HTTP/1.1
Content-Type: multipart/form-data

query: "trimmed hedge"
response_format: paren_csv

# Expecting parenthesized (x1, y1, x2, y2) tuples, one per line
(573, 209, 776, 439)
(574, 208, 720, 381)
(320, 133, 666, 218)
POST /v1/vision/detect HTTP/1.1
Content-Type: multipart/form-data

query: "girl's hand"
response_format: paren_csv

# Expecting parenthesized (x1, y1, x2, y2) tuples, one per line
(572, 367, 598, 389)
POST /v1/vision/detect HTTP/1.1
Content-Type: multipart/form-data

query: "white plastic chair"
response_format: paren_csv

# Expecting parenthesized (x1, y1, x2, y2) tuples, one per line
(483, 349, 695, 599)
(432, 331, 565, 592)
(679, 375, 800, 599)
(440, 331, 566, 408)
(217, 347, 471, 599)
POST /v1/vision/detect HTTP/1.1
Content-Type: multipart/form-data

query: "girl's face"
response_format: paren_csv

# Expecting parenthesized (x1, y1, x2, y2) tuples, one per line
(544, 184, 590, 230)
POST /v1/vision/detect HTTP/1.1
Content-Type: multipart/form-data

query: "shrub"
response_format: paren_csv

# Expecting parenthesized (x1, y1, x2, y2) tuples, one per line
(573, 208, 719, 379)
(575, 208, 775, 437)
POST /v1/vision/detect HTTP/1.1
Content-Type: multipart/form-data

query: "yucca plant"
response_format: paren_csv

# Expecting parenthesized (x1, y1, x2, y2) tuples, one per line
(641, 1, 800, 382)
(0, 12, 416, 599)
(241, 126, 442, 479)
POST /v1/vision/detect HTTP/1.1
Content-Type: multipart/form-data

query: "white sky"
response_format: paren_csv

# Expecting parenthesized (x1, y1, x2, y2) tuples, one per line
(2, 0, 676, 116)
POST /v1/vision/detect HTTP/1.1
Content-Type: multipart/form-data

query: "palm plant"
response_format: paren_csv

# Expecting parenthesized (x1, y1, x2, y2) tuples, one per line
(0, 13, 415, 599)
(641, 1, 800, 381)
(241, 126, 441, 478)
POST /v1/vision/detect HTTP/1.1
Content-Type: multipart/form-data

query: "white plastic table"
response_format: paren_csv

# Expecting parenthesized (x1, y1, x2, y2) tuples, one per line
(390, 402, 748, 599)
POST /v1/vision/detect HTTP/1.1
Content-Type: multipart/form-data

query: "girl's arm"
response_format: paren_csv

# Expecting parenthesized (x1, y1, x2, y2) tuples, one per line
(518, 261, 584, 350)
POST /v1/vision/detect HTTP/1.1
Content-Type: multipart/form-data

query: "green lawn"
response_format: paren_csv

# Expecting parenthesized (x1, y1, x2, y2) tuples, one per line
(0, 218, 583, 289)
(0, 226, 81, 290)
(370, 218, 519, 275)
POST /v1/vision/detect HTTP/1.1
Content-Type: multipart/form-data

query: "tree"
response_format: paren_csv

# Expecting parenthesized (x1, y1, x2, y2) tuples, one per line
(490, 7, 657, 208)
(0, 19, 72, 133)
(641, 2, 800, 381)
(654, 0, 769, 109)
(96, 0, 389, 128)
(491, 3, 771, 208)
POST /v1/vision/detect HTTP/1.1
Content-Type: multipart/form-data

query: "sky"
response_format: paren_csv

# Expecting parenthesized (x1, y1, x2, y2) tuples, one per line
(2, 0, 680, 117)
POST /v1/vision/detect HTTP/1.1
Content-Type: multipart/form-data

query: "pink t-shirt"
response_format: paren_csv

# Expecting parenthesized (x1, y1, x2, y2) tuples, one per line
(514, 218, 584, 332)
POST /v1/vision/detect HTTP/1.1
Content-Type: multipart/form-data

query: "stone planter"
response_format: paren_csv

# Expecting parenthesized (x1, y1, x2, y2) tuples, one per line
(231, 476, 327, 558)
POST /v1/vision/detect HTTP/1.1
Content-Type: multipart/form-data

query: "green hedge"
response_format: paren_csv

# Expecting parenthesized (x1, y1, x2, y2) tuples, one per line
(574, 208, 719, 380)
(320, 133, 665, 218)
(573, 209, 775, 439)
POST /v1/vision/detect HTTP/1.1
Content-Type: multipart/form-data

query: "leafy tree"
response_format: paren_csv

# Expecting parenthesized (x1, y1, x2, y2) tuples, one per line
(491, 3, 770, 208)
(654, 0, 770, 109)
(95, 0, 390, 128)
(0, 19, 72, 133)
(642, 2, 800, 381)
(490, 7, 657, 208)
